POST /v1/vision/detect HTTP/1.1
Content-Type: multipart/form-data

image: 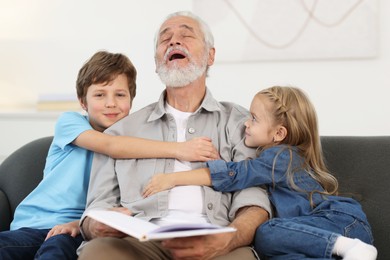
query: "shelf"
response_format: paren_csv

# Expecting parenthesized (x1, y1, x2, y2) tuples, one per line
(0, 110, 80, 120)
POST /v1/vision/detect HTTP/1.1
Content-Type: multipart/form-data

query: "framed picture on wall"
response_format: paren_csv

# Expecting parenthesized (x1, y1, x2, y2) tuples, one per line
(193, 0, 379, 62)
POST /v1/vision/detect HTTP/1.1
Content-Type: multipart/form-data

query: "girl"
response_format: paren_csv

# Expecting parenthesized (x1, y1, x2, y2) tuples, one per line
(143, 86, 377, 259)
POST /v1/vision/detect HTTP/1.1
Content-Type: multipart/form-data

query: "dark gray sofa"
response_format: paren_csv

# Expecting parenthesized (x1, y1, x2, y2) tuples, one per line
(0, 136, 389, 259)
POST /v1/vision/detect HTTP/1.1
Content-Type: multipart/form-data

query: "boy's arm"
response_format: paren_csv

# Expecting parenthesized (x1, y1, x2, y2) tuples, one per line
(143, 168, 212, 197)
(73, 130, 219, 161)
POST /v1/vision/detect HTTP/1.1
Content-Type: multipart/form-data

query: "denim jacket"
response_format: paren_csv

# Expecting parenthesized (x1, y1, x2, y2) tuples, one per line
(207, 145, 369, 222)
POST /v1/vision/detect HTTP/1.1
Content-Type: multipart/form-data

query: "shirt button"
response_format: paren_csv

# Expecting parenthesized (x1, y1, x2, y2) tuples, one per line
(229, 171, 235, 176)
(188, 127, 196, 134)
(207, 203, 213, 210)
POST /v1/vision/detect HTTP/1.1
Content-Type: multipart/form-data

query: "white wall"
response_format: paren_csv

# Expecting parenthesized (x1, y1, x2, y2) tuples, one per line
(0, 0, 389, 159)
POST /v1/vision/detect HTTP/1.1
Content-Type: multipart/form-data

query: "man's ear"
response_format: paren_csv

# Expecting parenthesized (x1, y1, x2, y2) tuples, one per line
(274, 126, 287, 143)
(208, 47, 215, 66)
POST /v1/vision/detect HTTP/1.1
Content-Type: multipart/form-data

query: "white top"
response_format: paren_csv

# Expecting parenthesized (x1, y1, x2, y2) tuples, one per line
(154, 104, 207, 226)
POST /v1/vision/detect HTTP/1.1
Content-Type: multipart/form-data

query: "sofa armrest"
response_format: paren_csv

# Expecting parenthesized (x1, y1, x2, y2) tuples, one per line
(0, 189, 11, 231)
(321, 136, 390, 259)
(0, 136, 53, 231)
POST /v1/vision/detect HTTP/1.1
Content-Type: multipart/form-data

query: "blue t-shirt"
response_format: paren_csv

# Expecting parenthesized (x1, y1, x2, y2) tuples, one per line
(11, 112, 93, 230)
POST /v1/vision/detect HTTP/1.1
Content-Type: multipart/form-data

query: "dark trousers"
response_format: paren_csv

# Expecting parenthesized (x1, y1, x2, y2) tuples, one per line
(0, 227, 83, 260)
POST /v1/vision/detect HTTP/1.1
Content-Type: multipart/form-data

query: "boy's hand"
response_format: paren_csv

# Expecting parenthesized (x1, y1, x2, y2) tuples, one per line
(143, 173, 175, 197)
(46, 220, 80, 240)
(177, 137, 219, 162)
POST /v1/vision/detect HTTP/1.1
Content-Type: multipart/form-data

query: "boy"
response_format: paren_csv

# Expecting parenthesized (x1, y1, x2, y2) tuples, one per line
(0, 51, 218, 259)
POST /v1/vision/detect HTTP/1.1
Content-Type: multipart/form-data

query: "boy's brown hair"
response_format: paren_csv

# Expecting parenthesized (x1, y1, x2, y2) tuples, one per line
(76, 51, 137, 104)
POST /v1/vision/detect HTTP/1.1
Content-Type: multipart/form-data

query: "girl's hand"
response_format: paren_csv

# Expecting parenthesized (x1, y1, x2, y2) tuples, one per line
(143, 173, 175, 197)
(46, 220, 80, 240)
(177, 137, 219, 162)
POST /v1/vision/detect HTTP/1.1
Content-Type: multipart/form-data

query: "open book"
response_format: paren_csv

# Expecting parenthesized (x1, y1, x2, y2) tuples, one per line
(87, 210, 236, 242)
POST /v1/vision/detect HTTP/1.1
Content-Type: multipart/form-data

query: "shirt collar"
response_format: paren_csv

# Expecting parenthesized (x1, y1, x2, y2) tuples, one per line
(147, 87, 220, 122)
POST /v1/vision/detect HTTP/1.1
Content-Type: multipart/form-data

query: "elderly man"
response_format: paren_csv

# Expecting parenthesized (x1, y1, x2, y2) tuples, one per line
(78, 11, 271, 260)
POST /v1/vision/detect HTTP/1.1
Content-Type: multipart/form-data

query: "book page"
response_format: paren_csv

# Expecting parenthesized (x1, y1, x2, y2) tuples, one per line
(87, 210, 158, 240)
(146, 226, 236, 241)
(151, 222, 225, 233)
(87, 209, 236, 241)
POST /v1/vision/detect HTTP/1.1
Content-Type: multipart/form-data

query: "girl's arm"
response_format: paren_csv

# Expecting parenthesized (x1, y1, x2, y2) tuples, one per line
(143, 148, 287, 196)
(142, 168, 212, 197)
(73, 129, 219, 162)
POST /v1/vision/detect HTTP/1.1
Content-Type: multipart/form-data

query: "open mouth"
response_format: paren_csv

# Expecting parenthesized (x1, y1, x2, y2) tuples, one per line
(169, 53, 186, 61)
(167, 49, 187, 61)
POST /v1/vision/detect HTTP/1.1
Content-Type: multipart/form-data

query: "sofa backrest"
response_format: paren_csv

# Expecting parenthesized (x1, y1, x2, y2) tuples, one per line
(0, 136, 389, 258)
(321, 136, 390, 260)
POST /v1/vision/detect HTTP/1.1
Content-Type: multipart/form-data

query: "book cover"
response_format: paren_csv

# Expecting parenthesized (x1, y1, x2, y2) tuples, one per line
(36, 101, 81, 111)
(36, 93, 81, 111)
(87, 210, 236, 242)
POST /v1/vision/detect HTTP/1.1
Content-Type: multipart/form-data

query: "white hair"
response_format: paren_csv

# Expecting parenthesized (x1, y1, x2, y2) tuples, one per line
(153, 11, 214, 53)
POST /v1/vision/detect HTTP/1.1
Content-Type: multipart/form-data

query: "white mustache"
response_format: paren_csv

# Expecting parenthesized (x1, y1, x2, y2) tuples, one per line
(164, 46, 190, 62)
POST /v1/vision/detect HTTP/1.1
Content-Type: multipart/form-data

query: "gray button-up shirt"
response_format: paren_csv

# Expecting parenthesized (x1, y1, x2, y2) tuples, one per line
(81, 88, 271, 228)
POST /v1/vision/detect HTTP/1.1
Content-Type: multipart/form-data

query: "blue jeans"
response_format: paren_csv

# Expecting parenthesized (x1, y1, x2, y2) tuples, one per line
(0, 228, 83, 260)
(254, 211, 374, 259)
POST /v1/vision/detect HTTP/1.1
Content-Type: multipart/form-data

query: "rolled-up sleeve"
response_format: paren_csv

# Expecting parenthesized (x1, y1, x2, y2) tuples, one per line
(207, 160, 272, 219)
(207, 160, 233, 191)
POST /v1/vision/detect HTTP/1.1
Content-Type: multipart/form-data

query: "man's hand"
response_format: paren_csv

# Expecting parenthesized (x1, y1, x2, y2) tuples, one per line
(177, 137, 220, 162)
(46, 220, 80, 240)
(82, 207, 132, 240)
(161, 206, 268, 259)
(162, 232, 233, 260)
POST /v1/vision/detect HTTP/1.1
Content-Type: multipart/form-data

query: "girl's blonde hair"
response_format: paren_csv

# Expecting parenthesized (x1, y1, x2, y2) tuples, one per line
(257, 86, 338, 205)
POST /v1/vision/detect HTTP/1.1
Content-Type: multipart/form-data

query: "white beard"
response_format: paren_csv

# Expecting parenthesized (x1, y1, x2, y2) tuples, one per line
(156, 47, 208, 88)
